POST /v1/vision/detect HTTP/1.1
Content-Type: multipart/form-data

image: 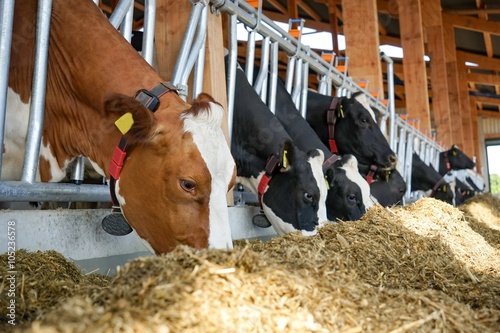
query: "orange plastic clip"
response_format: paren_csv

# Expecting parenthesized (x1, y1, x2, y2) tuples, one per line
(322, 53, 333, 63)
(336, 65, 345, 73)
(247, 0, 259, 8)
(358, 80, 368, 89)
(289, 28, 300, 39)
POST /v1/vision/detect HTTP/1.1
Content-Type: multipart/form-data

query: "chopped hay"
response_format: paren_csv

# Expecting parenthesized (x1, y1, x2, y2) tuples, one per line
(460, 193, 500, 250)
(2, 197, 500, 332)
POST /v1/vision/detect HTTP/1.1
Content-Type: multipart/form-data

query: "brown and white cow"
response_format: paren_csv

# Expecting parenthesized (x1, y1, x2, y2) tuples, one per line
(4, 0, 236, 254)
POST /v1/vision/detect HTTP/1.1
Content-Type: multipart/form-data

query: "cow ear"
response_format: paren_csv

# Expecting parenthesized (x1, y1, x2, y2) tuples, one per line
(104, 93, 156, 146)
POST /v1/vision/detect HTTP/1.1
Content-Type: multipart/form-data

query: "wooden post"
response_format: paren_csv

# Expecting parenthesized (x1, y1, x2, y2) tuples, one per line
(327, 0, 340, 55)
(341, 0, 384, 99)
(442, 16, 465, 149)
(457, 61, 475, 157)
(155, 0, 233, 205)
(398, 0, 431, 131)
(421, 0, 453, 146)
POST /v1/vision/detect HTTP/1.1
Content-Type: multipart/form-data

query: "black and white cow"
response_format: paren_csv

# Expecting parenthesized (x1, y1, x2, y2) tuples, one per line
(411, 153, 454, 205)
(358, 163, 407, 206)
(453, 178, 476, 206)
(230, 64, 328, 235)
(438, 145, 475, 175)
(270, 75, 374, 221)
(306, 91, 398, 172)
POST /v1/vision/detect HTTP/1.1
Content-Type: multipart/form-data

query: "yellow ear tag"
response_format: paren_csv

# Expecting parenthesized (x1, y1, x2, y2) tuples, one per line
(115, 112, 134, 135)
(282, 150, 289, 169)
(325, 176, 330, 190)
(339, 104, 345, 118)
(442, 185, 447, 192)
(452, 150, 458, 156)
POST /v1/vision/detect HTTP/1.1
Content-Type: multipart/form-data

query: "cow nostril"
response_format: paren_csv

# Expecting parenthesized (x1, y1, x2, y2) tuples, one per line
(388, 155, 398, 165)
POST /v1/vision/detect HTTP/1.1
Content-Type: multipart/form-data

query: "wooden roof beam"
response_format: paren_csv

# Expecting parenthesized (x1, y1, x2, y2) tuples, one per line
(298, 0, 322, 21)
(442, 13, 500, 35)
(267, 0, 288, 15)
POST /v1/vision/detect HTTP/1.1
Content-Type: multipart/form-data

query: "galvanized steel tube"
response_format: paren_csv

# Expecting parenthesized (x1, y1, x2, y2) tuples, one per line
(142, 0, 156, 65)
(21, 0, 52, 184)
(109, 0, 134, 29)
(226, 12, 238, 145)
(0, 0, 15, 177)
(268, 41, 279, 113)
(119, 0, 134, 43)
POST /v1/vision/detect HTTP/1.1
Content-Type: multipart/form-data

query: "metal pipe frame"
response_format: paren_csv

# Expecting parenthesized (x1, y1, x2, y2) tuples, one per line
(0, 0, 16, 178)
(268, 41, 279, 113)
(226, 10, 238, 145)
(21, 0, 52, 184)
(141, 0, 156, 65)
(171, 0, 206, 97)
(108, 0, 134, 29)
(180, 4, 208, 95)
(0, 181, 110, 202)
(119, 0, 134, 43)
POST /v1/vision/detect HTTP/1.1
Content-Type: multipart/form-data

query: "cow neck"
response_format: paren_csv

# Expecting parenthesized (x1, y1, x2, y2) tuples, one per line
(257, 152, 282, 207)
(326, 97, 341, 154)
(322, 153, 340, 171)
(108, 82, 178, 215)
(442, 151, 452, 172)
(430, 177, 446, 198)
(365, 164, 378, 185)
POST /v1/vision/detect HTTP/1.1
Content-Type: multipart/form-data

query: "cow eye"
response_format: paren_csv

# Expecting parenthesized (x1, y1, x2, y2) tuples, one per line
(347, 194, 357, 203)
(304, 192, 314, 203)
(180, 179, 196, 192)
(359, 118, 369, 125)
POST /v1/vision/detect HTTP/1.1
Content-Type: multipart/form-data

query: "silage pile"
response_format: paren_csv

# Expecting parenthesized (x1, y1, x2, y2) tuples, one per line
(1, 196, 499, 332)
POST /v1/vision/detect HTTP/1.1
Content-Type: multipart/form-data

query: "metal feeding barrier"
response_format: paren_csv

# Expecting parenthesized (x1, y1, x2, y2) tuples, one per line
(0, 0, 483, 205)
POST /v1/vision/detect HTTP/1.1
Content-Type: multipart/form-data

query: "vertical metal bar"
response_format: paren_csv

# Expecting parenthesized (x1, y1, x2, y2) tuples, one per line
(71, 156, 85, 185)
(227, 12, 238, 145)
(268, 41, 279, 113)
(21, 0, 52, 183)
(285, 57, 295, 94)
(245, 30, 257, 84)
(180, 5, 208, 95)
(142, 0, 156, 65)
(192, 37, 206, 101)
(253, 36, 269, 99)
(300, 51, 309, 118)
(108, 0, 134, 29)
(120, 0, 134, 43)
(171, 2, 204, 87)
(0, 0, 16, 178)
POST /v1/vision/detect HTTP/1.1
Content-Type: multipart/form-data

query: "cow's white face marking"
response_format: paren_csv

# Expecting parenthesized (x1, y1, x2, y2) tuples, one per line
(182, 102, 234, 250)
(2, 88, 30, 180)
(262, 203, 300, 235)
(308, 150, 328, 226)
(340, 155, 375, 209)
(354, 94, 377, 122)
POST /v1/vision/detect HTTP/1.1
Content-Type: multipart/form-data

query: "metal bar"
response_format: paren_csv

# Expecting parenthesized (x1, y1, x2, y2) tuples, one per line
(119, 0, 134, 43)
(71, 156, 86, 185)
(142, 0, 156, 65)
(226, 11, 238, 145)
(192, 37, 206, 100)
(245, 30, 257, 84)
(108, 0, 134, 29)
(268, 41, 279, 113)
(0, 0, 16, 178)
(171, 1, 205, 94)
(253, 36, 270, 99)
(21, 0, 52, 184)
(180, 4, 208, 95)
(381, 53, 396, 150)
(0, 181, 110, 202)
(285, 56, 295, 94)
(300, 51, 310, 118)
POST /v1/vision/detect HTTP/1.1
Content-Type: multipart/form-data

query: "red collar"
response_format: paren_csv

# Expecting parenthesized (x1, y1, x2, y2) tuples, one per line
(257, 153, 281, 206)
(365, 164, 378, 185)
(327, 97, 340, 154)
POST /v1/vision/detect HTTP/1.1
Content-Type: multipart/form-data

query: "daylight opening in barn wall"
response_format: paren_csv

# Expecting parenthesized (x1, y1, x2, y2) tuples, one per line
(1, 196, 499, 333)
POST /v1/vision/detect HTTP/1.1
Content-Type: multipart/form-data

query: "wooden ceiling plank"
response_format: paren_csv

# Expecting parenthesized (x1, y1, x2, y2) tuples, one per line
(443, 13, 500, 35)
(457, 50, 500, 70)
(267, 0, 288, 15)
(297, 0, 322, 21)
(483, 32, 494, 58)
(444, 8, 500, 15)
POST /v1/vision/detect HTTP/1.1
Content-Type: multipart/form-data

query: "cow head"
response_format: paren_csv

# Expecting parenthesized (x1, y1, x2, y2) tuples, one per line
(333, 93, 397, 170)
(440, 145, 475, 174)
(366, 166, 407, 207)
(324, 155, 367, 222)
(452, 179, 475, 206)
(431, 182, 454, 205)
(411, 153, 454, 205)
(259, 141, 328, 236)
(104, 93, 235, 254)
